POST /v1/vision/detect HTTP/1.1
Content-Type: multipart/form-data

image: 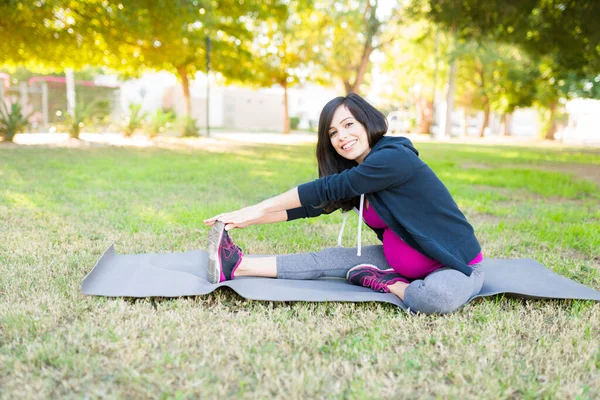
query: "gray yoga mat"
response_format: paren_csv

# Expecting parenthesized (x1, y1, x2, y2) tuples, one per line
(81, 245, 600, 311)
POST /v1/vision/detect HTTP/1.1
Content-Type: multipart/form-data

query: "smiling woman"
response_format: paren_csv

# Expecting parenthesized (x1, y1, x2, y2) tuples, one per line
(204, 93, 484, 314)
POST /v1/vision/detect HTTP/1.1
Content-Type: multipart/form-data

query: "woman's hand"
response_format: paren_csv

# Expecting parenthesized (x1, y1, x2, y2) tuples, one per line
(204, 206, 267, 231)
(204, 187, 300, 230)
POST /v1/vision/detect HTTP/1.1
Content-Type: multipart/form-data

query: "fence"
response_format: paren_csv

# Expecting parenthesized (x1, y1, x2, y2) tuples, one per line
(0, 76, 121, 132)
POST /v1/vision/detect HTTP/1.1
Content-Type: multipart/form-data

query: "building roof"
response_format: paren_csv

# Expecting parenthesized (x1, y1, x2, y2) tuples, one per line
(28, 76, 120, 88)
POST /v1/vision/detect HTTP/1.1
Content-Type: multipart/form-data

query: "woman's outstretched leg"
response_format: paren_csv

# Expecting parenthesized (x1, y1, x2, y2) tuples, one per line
(231, 245, 392, 280)
(234, 256, 277, 278)
(208, 221, 410, 295)
(208, 221, 396, 283)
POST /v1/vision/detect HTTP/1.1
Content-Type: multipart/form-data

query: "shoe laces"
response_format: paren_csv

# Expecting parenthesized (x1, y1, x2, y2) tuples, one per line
(362, 276, 388, 293)
(222, 234, 242, 260)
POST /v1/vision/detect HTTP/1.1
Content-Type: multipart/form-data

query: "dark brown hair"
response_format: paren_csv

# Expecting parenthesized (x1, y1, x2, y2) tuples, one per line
(316, 93, 388, 213)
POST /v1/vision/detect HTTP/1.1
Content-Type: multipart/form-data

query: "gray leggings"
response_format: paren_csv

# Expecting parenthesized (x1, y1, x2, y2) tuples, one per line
(276, 245, 484, 314)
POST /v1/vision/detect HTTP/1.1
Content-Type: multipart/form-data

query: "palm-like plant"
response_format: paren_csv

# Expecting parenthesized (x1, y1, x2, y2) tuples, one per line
(123, 103, 147, 137)
(0, 102, 32, 143)
(65, 100, 110, 139)
(147, 109, 176, 138)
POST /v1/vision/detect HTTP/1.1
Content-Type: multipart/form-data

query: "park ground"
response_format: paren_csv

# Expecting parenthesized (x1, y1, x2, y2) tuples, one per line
(0, 133, 599, 398)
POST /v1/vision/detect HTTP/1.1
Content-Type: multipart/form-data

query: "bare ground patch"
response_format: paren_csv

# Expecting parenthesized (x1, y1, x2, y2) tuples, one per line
(534, 163, 600, 187)
(462, 161, 600, 187)
(470, 184, 598, 208)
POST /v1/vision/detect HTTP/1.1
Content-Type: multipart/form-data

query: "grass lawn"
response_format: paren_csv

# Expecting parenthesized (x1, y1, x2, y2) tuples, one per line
(1, 138, 599, 399)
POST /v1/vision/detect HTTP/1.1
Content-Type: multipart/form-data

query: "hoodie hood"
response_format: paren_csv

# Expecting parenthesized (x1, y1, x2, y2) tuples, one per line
(373, 135, 419, 156)
(395, 136, 419, 156)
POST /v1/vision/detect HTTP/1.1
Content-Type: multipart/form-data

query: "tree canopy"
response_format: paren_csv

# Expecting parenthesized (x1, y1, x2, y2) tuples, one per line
(417, 0, 600, 75)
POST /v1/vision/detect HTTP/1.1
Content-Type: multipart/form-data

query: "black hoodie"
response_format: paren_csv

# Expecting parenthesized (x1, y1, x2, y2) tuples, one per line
(288, 135, 481, 276)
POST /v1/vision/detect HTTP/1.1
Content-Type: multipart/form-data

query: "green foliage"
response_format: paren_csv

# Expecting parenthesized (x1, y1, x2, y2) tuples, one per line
(246, 1, 318, 87)
(64, 98, 112, 139)
(416, 0, 600, 97)
(146, 109, 176, 138)
(380, 20, 450, 105)
(455, 41, 533, 112)
(178, 116, 200, 137)
(0, 102, 32, 142)
(318, 0, 405, 94)
(290, 117, 301, 130)
(0, 1, 106, 70)
(123, 103, 147, 137)
(83, 1, 287, 81)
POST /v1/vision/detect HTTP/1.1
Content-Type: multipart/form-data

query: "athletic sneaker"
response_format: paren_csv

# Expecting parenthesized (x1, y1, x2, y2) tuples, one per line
(346, 264, 408, 293)
(207, 221, 244, 284)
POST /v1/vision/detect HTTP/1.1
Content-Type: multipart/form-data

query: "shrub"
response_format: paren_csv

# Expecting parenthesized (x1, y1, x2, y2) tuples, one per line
(179, 116, 200, 137)
(290, 116, 300, 130)
(64, 100, 111, 139)
(123, 103, 147, 137)
(0, 102, 32, 142)
(147, 109, 176, 138)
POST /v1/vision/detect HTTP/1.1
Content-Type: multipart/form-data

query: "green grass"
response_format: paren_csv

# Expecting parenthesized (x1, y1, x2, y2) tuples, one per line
(1, 139, 599, 399)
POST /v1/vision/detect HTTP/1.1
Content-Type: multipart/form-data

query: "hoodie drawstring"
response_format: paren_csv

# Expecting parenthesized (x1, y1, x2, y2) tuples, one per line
(357, 194, 364, 256)
(337, 211, 348, 248)
(337, 193, 364, 257)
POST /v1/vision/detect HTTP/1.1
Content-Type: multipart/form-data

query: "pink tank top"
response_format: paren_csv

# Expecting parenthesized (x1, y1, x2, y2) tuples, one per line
(363, 203, 483, 279)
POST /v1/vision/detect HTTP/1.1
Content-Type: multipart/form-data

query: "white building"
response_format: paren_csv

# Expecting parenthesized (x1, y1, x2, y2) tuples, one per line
(120, 72, 339, 132)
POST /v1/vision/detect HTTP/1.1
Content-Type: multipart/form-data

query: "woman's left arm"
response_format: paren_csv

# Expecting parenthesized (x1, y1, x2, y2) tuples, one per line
(203, 187, 301, 230)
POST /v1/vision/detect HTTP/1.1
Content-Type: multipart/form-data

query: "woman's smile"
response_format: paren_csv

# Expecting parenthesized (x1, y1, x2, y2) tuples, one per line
(341, 139, 358, 151)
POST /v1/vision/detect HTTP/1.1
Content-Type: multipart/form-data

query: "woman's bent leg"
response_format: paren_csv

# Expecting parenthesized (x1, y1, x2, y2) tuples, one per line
(403, 264, 484, 314)
(277, 245, 390, 280)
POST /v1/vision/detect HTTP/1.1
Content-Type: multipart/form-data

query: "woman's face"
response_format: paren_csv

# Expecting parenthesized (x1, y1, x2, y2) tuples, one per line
(328, 105, 371, 163)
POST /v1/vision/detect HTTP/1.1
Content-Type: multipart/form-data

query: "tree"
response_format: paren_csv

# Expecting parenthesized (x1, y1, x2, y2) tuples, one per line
(415, 0, 600, 139)
(455, 40, 539, 137)
(1, 1, 286, 121)
(319, 0, 405, 95)
(421, 0, 600, 74)
(0, 0, 116, 72)
(245, 0, 325, 133)
(379, 20, 451, 134)
(72, 1, 285, 119)
(533, 60, 600, 139)
(490, 50, 539, 136)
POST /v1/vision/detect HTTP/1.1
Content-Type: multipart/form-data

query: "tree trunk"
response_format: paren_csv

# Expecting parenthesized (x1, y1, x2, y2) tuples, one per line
(416, 96, 433, 134)
(341, 80, 350, 94)
(350, 46, 374, 94)
(432, 28, 440, 127)
(65, 68, 75, 118)
(176, 65, 191, 117)
(282, 82, 290, 134)
(442, 59, 458, 138)
(344, 3, 378, 95)
(463, 108, 469, 137)
(479, 100, 490, 138)
(343, 45, 374, 95)
(544, 102, 557, 140)
(501, 112, 513, 136)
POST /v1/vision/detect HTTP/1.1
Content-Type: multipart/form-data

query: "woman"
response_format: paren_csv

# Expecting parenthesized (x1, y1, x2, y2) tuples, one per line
(204, 93, 484, 314)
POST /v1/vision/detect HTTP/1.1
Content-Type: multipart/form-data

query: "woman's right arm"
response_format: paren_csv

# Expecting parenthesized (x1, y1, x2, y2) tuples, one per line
(255, 210, 289, 225)
(204, 187, 301, 230)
